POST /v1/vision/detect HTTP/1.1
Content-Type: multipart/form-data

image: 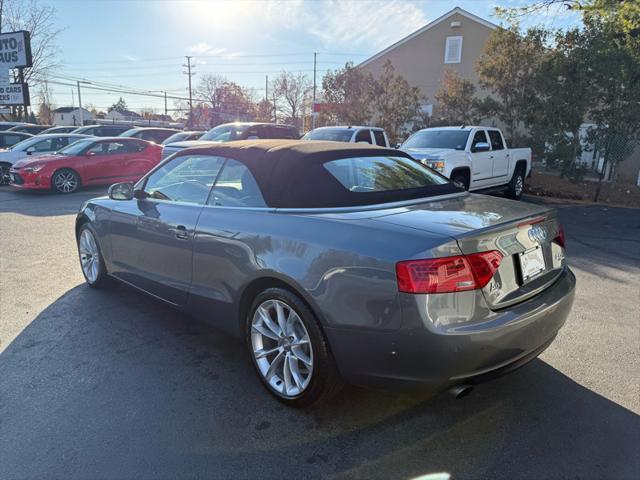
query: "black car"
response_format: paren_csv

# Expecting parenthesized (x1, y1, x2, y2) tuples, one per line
(120, 127, 181, 144)
(0, 131, 32, 149)
(7, 125, 52, 135)
(39, 126, 80, 135)
(161, 122, 300, 159)
(72, 125, 132, 137)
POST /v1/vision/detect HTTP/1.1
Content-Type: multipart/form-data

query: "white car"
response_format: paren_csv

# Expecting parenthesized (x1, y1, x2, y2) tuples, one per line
(0, 134, 92, 185)
(401, 126, 532, 199)
(302, 126, 390, 147)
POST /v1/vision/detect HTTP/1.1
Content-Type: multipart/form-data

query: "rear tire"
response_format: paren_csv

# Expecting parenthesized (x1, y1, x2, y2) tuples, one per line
(0, 162, 11, 186)
(52, 168, 80, 194)
(246, 287, 343, 408)
(450, 170, 470, 191)
(506, 166, 525, 200)
(77, 223, 110, 288)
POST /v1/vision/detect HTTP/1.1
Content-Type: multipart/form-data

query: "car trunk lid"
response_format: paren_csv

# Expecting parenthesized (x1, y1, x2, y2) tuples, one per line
(371, 194, 567, 309)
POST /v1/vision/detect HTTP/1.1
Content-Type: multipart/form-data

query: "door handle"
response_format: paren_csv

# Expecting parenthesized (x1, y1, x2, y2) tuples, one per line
(170, 225, 190, 240)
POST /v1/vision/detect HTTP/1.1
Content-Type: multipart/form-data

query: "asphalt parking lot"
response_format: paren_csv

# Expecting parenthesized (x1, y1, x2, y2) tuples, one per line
(1, 186, 639, 480)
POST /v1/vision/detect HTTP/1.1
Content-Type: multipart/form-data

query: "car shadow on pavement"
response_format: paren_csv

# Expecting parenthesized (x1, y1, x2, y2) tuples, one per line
(0, 185, 107, 217)
(1, 283, 639, 480)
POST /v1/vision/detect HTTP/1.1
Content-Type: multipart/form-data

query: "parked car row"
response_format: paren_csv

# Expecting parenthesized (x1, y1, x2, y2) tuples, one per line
(0, 120, 532, 200)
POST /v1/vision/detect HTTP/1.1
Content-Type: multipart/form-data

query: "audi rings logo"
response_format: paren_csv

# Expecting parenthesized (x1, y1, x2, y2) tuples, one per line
(528, 224, 548, 244)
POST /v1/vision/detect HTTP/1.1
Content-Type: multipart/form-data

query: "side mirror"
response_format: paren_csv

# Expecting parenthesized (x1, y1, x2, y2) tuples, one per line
(393, 143, 401, 149)
(26, 147, 35, 155)
(473, 142, 491, 153)
(108, 182, 134, 201)
(86, 151, 96, 157)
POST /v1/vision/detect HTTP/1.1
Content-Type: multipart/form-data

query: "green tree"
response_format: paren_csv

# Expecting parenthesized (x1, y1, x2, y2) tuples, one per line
(579, 7, 640, 197)
(321, 62, 375, 125)
(370, 61, 423, 144)
(108, 97, 128, 113)
(476, 24, 548, 146)
(434, 69, 488, 125)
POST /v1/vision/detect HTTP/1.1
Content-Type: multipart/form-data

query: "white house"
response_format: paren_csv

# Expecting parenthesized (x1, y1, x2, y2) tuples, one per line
(52, 107, 94, 126)
(105, 109, 143, 122)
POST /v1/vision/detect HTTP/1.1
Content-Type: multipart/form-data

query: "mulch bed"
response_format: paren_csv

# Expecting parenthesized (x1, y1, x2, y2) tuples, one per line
(525, 172, 640, 208)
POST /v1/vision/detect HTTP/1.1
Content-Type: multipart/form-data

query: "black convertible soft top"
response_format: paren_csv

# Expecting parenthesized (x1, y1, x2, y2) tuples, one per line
(173, 139, 459, 208)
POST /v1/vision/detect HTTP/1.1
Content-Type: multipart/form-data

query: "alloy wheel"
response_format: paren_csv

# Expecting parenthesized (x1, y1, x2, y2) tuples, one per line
(55, 171, 78, 193)
(79, 229, 100, 283)
(250, 299, 314, 398)
(515, 175, 524, 196)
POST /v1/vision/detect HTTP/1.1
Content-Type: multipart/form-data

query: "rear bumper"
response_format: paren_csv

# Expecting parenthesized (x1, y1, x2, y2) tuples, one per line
(325, 268, 576, 391)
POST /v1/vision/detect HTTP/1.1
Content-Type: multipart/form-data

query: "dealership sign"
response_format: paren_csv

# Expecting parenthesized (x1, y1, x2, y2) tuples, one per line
(0, 31, 32, 69)
(0, 83, 29, 106)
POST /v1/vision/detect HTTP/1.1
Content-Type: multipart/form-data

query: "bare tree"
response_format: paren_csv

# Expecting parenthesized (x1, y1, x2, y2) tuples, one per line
(1, 0, 63, 84)
(35, 79, 54, 124)
(272, 71, 311, 127)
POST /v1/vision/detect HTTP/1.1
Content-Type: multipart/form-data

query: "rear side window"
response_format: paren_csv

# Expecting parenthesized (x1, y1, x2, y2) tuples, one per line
(3, 134, 26, 147)
(324, 156, 449, 192)
(209, 159, 266, 208)
(488, 130, 504, 150)
(354, 129, 372, 144)
(373, 130, 387, 147)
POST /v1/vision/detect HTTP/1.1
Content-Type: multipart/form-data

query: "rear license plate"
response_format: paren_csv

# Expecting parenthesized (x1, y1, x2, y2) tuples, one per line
(520, 247, 546, 281)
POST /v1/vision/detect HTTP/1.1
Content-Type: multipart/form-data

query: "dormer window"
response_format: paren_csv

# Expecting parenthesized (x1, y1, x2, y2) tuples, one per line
(445, 36, 463, 63)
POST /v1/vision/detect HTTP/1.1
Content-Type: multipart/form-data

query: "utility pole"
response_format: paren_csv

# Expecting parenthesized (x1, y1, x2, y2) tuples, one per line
(265, 75, 268, 102)
(164, 90, 168, 116)
(77, 80, 84, 126)
(312, 52, 318, 129)
(183, 56, 195, 124)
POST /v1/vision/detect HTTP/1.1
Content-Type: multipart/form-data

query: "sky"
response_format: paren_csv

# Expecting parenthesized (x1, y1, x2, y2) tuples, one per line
(42, 0, 582, 116)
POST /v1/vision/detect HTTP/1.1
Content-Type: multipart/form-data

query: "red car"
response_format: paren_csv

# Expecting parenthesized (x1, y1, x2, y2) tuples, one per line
(9, 137, 162, 193)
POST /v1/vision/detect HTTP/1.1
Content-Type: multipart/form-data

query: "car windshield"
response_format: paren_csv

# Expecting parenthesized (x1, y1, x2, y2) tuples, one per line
(163, 132, 193, 145)
(57, 138, 94, 155)
(7, 137, 38, 151)
(302, 129, 354, 142)
(120, 129, 140, 137)
(200, 124, 246, 142)
(402, 130, 470, 150)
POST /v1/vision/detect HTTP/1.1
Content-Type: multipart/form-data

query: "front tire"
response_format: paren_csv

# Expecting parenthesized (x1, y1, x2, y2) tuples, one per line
(450, 170, 470, 191)
(506, 166, 525, 200)
(52, 168, 80, 194)
(246, 288, 342, 407)
(77, 224, 110, 288)
(0, 162, 11, 186)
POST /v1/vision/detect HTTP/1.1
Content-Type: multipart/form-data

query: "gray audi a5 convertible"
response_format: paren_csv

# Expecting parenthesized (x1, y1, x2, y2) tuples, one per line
(76, 140, 576, 407)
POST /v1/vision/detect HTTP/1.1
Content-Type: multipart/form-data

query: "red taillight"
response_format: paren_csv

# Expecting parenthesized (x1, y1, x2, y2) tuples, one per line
(554, 224, 566, 248)
(396, 250, 503, 294)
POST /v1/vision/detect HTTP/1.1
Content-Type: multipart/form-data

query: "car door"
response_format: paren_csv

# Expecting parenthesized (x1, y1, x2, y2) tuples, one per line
(469, 129, 493, 188)
(189, 158, 270, 332)
(118, 140, 156, 181)
(488, 130, 509, 180)
(81, 140, 131, 184)
(109, 153, 226, 305)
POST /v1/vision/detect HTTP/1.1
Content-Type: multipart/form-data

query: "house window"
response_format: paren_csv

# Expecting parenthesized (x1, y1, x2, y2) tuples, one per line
(445, 36, 463, 63)
(61, 114, 64, 120)
(421, 103, 433, 117)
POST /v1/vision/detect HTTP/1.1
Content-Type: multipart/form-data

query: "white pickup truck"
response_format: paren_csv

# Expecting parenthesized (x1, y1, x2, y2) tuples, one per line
(401, 126, 532, 199)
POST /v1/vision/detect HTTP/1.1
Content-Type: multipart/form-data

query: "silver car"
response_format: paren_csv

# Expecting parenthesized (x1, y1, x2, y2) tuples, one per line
(76, 140, 576, 407)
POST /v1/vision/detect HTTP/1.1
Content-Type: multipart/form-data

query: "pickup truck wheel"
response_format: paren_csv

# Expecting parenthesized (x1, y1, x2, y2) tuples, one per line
(450, 171, 469, 191)
(506, 167, 525, 200)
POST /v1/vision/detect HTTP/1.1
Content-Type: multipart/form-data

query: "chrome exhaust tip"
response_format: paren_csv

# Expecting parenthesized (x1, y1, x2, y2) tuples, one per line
(449, 384, 474, 399)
